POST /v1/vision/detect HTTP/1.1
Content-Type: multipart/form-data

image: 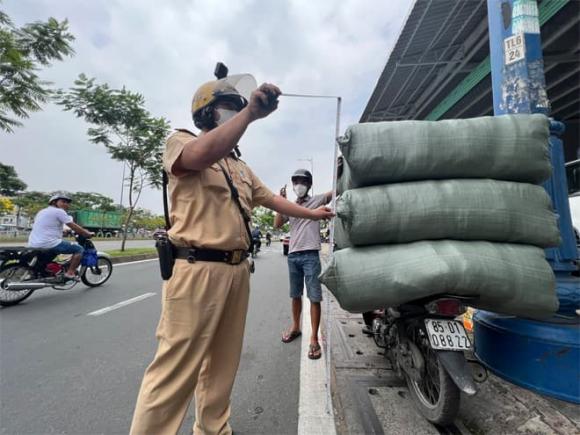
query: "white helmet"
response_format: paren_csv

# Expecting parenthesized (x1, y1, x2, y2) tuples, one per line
(48, 193, 72, 205)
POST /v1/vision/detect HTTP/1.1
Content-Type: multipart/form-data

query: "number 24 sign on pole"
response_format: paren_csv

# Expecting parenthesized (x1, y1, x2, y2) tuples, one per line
(504, 33, 526, 65)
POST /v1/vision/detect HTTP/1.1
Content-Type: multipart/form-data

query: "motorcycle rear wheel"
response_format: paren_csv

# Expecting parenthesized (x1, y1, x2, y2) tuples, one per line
(0, 263, 35, 306)
(405, 326, 460, 426)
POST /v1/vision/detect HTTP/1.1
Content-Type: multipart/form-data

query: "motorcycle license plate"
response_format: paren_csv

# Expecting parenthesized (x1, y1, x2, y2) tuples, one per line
(424, 319, 471, 351)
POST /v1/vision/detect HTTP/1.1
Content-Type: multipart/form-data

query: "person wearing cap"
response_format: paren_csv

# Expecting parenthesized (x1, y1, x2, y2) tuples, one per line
(130, 77, 334, 435)
(27, 194, 93, 281)
(274, 170, 332, 360)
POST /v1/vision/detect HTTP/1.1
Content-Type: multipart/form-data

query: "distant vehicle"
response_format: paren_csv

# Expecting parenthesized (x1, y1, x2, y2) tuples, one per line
(69, 210, 123, 238)
(281, 234, 290, 256)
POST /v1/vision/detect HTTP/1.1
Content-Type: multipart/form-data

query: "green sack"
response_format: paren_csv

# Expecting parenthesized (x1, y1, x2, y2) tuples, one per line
(336, 179, 560, 249)
(319, 241, 558, 318)
(338, 114, 551, 189)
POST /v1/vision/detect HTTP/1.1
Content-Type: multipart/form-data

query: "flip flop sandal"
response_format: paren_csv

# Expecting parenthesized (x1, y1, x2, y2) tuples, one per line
(281, 330, 302, 343)
(308, 343, 322, 360)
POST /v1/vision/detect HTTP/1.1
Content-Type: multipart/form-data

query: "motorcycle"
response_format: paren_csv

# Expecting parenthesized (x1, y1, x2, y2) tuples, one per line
(251, 238, 261, 258)
(370, 295, 487, 425)
(0, 235, 113, 307)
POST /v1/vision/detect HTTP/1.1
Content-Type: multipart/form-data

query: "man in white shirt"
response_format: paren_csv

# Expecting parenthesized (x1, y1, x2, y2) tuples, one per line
(28, 193, 93, 280)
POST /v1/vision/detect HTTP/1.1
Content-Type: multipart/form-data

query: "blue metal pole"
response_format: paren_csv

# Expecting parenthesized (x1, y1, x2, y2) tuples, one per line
(475, 0, 580, 403)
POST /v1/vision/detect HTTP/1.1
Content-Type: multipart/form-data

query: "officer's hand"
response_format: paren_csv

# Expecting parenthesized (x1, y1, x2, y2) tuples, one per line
(247, 83, 281, 121)
(310, 206, 335, 221)
(280, 185, 287, 198)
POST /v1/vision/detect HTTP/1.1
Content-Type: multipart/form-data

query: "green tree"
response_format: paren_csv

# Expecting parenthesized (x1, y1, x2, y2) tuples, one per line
(130, 208, 165, 231)
(12, 191, 50, 221)
(0, 196, 14, 214)
(252, 206, 275, 230)
(0, 162, 27, 195)
(0, 7, 74, 132)
(56, 74, 170, 250)
(70, 191, 116, 211)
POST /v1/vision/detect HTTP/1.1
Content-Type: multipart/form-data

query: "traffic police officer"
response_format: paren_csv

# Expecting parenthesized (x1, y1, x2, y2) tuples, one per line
(130, 77, 334, 435)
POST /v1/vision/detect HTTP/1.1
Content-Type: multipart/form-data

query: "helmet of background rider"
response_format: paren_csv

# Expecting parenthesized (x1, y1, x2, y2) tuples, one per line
(191, 74, 257, 130)
(291, 169, 313, 186)
(48, 193, 73, 206)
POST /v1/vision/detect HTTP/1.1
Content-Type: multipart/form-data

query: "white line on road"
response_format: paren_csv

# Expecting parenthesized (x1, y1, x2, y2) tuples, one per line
(87, 292, 157, 316)
(114, 258, 158, 267)
(298, 286, 337, 435)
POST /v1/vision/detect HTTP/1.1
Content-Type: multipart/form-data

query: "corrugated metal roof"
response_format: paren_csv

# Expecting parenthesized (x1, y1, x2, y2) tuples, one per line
(361, 0, 580, 127)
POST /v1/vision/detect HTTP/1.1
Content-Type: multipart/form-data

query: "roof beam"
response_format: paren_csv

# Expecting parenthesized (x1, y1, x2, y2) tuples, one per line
(410, 8, 489, 118)
(384, 0, 467, 114)
(424, 0, 577, 120)
(365, 0, 434, 119)
(544, 51, 580, 64)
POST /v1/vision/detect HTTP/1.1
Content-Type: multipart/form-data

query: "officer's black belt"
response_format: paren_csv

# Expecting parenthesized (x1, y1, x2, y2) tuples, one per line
(174, 247, 248, 265)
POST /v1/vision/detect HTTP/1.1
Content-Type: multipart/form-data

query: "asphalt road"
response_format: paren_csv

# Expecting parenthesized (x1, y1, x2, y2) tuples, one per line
(0, 242, 300, 435)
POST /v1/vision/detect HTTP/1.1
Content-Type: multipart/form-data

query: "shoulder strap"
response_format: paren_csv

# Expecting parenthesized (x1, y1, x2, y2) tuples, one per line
(216, 161, 254, 253)
(162, 170, 171, 230)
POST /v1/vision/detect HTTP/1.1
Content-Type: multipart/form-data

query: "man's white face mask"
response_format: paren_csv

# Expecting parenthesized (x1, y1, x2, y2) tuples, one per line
(293, 184, 309, 198)
(215, 108, 238, 126)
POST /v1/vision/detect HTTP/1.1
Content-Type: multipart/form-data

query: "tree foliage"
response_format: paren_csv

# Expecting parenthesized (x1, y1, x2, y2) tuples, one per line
(10, 190, 118, 221)
(0, 7, 74, 132)
(69, 191, 117, 212)
(130, 208, 165, 231)
(252, 206, 275, 230)
(0, 196, 14, 214)
(12, 191, 50, 218)
(55, 74, 170, 249)
(0, 162, 27, 195)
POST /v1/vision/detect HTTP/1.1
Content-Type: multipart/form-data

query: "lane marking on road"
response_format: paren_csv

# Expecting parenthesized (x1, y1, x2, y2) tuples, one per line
(114, 258, 158, 267)
(298, 286, 337, 435)
(87, 292, 157, 316)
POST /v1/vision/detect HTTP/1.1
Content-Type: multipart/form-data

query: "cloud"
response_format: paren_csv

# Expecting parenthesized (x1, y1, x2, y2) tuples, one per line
(1, 0, 412, 213)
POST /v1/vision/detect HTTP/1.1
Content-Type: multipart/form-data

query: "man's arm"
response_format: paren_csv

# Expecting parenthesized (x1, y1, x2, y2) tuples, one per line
(274, 212, 286, 229)
(175, 83, 281, 172)
(66, 222, 92, 238)
(264, 195, 334, 221)
(273, 185, 288, 228)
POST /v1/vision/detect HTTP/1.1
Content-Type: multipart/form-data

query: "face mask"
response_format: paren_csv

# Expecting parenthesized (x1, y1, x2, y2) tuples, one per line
(293, 184, 308, 198)
(215, 108, 238, 126)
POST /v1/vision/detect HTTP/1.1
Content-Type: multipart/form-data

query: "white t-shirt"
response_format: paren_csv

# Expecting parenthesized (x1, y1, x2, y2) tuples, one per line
(27, 206, 74, 248)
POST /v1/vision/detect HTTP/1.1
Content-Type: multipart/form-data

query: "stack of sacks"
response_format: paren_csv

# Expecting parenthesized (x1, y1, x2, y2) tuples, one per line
(321, 114, 561, 319)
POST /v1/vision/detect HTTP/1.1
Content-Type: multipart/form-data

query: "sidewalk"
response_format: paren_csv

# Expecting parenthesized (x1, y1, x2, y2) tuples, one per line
(326, 295, 580, 434)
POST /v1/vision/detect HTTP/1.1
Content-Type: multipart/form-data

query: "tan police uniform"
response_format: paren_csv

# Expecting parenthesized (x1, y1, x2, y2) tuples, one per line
(130, 130, 275, 435)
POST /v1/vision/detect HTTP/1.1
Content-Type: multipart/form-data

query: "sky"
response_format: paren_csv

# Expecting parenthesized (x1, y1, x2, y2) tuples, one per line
(2, 0, 412, 214)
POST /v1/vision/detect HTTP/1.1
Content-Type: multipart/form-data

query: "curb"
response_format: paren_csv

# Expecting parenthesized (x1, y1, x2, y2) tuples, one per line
(109, 253, 158, 264)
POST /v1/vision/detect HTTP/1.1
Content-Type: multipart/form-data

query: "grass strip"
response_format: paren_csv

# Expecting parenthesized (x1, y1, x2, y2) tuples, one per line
(104, 247, 157, 257)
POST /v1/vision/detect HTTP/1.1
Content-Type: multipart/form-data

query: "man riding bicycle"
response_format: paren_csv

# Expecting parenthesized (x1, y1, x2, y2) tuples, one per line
(27, 194, 93, 281)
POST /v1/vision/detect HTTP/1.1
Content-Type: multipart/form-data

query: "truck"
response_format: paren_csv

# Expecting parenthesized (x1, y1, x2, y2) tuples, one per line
(69, 210, 123, 238)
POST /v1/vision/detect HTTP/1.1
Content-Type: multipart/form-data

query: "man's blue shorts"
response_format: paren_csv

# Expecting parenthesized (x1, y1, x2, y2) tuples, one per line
(288, 250, 323, 303)
(51, 240, 84, 255)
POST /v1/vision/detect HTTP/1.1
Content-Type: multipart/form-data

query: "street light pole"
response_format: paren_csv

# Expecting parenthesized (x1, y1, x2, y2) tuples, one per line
(280, 92, 342, 417)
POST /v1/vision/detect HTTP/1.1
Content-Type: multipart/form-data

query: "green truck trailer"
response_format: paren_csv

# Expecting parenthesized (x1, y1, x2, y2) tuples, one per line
(70, 210, 123, 237)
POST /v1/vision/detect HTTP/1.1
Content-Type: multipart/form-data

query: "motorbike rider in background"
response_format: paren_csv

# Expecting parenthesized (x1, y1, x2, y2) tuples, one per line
(27, 194, 93, 281)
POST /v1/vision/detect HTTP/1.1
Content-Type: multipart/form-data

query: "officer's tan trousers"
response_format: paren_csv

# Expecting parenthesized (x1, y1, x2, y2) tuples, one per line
(130, 259, 251, 435)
